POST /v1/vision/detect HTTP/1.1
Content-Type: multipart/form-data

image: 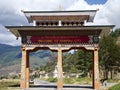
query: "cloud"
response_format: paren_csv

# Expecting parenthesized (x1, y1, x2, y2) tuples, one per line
(0, 0, 78, 26)
(0, 25, 21, 46)
(0, 0, 78, 46)
(94, 0, 120, 28)
(67, 0, 120, 28)
(67, 0, 103, 10)
(0, 0, 120, 46)
(0, 0, 78, 12)
(0, 33, 21, 46)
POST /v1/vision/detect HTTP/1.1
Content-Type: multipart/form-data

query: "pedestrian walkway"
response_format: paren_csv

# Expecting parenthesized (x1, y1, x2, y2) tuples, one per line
(100, 83, 118, 90)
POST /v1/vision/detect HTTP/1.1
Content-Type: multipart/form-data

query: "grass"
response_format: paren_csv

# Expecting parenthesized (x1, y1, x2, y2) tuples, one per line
(0, 79, 20, 90)
(46, 77, 57, 82)
(107, 79, 120, 83)
(63, 77, 92, 84)
(41, 77, 92, 84)
(109, 83, 120, 90)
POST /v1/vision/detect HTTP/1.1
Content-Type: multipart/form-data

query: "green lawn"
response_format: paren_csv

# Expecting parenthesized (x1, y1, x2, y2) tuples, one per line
(109, 83, 120, 90)
(63, 77, 92, 84)
(0, 79, 20, 90)
(43, 77, 92, 84)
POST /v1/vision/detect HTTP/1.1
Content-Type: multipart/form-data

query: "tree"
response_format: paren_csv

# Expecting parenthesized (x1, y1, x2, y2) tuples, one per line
(99, 35, 120, 79)
(76, 50, 92, 77)
(110, 28, 120, 38)
(63, 51, 79, 73)
(44, 53, 57, 73)
(63, 50, 93, 77)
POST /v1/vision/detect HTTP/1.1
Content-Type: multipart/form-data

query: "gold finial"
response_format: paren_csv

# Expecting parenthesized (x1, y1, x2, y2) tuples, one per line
(58, 5, 62, 11)
(96, 8, 99, 11)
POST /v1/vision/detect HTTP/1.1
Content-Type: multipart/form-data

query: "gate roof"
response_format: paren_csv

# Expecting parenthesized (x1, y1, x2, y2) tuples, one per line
(6, 25, 114, 38)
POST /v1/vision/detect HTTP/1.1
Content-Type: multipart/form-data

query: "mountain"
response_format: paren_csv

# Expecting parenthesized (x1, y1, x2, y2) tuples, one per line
(0, 43, 52, 76)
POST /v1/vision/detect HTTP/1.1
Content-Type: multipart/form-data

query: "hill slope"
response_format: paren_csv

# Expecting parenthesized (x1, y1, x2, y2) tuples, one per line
(0, 44, 52, 75)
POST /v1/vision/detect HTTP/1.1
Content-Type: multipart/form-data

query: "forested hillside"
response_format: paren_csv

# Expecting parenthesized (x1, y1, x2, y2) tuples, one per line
(0, 44, 52, 75)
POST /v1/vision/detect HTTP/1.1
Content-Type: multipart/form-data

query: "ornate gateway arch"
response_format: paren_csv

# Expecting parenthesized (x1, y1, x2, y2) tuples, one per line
(6, 10, 114, 90)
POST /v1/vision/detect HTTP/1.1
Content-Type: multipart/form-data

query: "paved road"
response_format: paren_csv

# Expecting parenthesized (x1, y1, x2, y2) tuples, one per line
(29, 84, 93, 90)
(29, 79, 93, 90)
(28, 79, 117, 90)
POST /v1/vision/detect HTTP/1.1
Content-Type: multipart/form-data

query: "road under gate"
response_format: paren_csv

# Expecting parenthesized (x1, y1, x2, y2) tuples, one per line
(29, 79, 94, 90)
(28, 79, 117, 90)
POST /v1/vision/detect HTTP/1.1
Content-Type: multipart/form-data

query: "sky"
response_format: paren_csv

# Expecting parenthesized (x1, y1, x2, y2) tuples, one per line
(0, 0, 120, 46)
(85, 0, 107, 5)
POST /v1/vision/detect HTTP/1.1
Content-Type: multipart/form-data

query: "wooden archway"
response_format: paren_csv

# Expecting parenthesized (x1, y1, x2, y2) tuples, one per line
(20, 44, 99, 89)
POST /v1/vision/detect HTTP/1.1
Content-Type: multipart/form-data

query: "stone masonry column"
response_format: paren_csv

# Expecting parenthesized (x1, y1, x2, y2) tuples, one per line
(93, 48, 100, 90)
(57, 46, 63, 90)
(26, 51, 30, 89)
(20, 47, 29, 89)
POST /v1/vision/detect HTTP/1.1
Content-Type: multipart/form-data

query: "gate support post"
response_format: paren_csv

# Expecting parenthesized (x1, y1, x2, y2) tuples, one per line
(93, 48, 100, 90)
(20, 47, 30, 89)
(57, 46, 63, 90)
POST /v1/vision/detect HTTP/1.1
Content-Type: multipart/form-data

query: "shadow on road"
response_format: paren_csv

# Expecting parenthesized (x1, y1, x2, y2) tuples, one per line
(64, 85, 92, 89)
(30, 85, 92, 89)
(9, 84, 20, 87)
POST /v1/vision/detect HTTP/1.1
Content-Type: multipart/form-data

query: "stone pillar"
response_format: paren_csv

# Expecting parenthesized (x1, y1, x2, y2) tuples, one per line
(93, 48, 100, 90)
(20, 47, 30, 89)
(57, 47, 63, 90)
(26, 51, 30, 89)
